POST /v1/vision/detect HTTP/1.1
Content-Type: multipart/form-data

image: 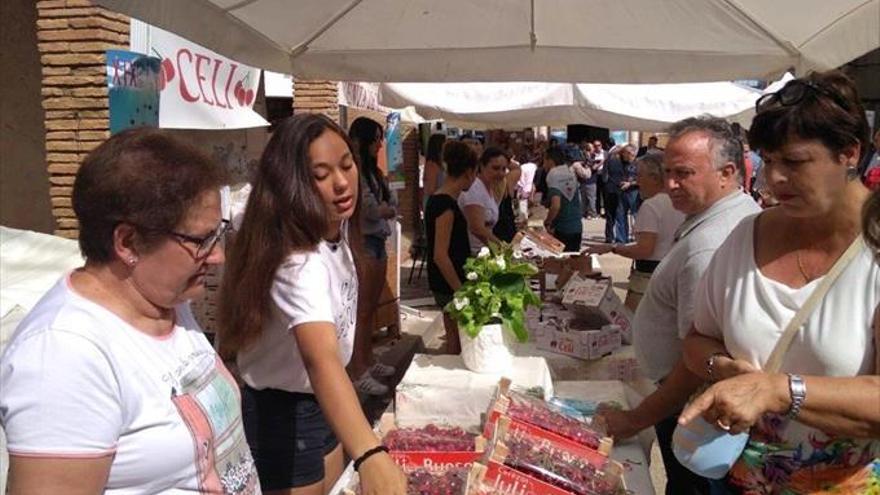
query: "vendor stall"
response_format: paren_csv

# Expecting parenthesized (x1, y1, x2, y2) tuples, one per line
(327, 238, 662, 495)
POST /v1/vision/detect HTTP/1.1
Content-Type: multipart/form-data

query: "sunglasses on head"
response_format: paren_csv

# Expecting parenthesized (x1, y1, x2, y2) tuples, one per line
(755, 79, 851, 114)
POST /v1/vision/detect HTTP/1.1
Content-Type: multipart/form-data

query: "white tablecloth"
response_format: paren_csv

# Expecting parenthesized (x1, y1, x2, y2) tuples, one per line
(394, 353, 554, 431)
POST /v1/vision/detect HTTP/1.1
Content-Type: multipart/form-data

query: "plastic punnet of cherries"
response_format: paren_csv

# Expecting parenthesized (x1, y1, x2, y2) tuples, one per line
(501, 436, 615, 495)
(384, 425, 477, 452)
(406, 466, 469, 495)
(505, 394, 605, 450)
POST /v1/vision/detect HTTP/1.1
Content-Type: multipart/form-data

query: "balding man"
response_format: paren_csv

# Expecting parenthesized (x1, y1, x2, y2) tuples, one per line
(597, 116, 759, 495)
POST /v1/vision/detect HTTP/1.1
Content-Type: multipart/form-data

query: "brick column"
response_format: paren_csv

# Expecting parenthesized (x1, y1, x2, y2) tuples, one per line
(292, 79, 339, 124)
(400, 129, 421, 236)
(36, 0, 128, 239)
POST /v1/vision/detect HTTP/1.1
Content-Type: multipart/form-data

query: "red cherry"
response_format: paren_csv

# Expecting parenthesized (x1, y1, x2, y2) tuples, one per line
(157, 66, 167, 91)
(235, 86, 245, 106)
(245, 88, 255, 105)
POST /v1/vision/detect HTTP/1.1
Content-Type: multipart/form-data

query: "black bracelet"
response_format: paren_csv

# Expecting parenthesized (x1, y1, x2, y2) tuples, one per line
(354, 445, 389, 472)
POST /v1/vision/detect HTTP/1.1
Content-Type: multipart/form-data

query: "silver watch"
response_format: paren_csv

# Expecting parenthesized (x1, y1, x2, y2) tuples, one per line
(787, 374, 807, 419)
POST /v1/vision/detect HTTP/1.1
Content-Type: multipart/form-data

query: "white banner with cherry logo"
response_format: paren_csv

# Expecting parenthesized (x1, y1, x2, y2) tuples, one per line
(135, 22, 268, 130)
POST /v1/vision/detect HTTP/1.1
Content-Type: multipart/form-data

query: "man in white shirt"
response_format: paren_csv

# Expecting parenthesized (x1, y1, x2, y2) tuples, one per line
(597, 116, 760, 495)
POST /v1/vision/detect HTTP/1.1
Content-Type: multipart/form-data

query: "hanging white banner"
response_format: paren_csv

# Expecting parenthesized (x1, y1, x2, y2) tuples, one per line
(146, 25, 268, 129)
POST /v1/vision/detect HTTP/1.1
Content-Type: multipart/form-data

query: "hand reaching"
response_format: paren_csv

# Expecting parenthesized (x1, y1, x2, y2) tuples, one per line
(595, 405, 648, 441)
(358, 451, 407, 495)
(679, 372, 789, 434)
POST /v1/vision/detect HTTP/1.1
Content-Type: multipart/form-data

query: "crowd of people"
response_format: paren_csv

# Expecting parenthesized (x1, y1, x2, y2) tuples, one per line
(0, 69, 877, 495)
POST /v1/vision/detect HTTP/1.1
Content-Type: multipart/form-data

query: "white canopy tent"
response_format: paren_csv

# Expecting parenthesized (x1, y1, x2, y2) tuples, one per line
(378, 79, 793, 131)
(95, 0, 879, 84)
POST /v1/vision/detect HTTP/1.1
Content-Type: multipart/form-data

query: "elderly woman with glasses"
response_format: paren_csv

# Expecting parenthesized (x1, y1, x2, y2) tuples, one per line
(678, 70, 880, 493)
(0, 128, 260, 493)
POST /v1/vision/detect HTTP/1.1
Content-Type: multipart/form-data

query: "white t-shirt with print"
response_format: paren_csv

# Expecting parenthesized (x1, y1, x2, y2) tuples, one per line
(632, 193, 685, 261)
(237, 237, 358, 394)
(458, 178, 499, 255)
(0, 276, 260, 494)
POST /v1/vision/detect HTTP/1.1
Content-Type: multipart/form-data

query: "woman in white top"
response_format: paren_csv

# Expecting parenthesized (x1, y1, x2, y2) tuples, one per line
(458, 147, 507, 254)
(679, 71, 879, 493)
(585, 152, 685, 310)
(0, 128, 260, 494)
(218, 115, 406, 495)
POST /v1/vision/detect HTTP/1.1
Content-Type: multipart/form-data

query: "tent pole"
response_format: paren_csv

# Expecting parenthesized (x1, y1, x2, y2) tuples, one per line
(530, 0, 537, 51)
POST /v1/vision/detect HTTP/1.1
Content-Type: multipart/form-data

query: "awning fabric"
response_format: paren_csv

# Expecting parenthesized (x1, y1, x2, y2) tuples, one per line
(96, 0, 879, 84)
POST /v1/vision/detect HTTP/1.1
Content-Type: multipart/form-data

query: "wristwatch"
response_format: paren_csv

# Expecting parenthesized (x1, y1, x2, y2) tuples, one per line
(787, 374, 807, 419)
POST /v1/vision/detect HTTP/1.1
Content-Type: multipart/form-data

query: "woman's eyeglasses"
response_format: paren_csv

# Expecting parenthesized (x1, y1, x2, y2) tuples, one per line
(755, 79, 851, 114)
(168, 219, 230, 258)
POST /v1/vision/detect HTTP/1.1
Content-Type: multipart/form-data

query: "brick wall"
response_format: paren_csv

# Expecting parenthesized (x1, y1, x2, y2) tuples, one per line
(292, 79, 339, 124)
(36, 0, 129, 239)
(400, 129, 421, 237)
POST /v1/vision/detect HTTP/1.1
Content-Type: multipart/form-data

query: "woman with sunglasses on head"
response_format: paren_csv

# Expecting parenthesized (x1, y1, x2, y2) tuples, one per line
(0, 128, 260, 494)
(679, 70, 880, 493)
(218, 115, 406, 495)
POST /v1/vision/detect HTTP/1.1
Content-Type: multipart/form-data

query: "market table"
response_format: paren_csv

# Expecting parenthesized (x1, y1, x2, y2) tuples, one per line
(394, 353, 555, 430)
(554, 380, 656, 494)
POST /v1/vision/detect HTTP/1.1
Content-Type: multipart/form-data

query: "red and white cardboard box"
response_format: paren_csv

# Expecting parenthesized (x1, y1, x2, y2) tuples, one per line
(512, 228, 565, 258)
(532, 324, 623, 361)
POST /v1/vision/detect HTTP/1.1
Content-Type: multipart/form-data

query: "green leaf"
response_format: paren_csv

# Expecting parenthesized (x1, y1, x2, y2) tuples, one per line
(490, 272, 525, 293)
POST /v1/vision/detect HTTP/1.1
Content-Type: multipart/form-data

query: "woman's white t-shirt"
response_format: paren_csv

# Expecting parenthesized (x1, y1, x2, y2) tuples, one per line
(693, 214, 880, 487)
(458, 178, 499, 255)
(237, 237, 358, 394)
(632, 193, 685, 261)
(0, 276, 260, 494)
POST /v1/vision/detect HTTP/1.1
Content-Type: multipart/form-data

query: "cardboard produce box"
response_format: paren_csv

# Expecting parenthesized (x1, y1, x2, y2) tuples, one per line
(533, 324, 623, 361)
(561, 276, 634, 344)
(512, 228, 565, 258)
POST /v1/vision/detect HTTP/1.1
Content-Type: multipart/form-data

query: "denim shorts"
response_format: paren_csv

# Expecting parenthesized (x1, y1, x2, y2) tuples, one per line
(241, 386, 339, 489)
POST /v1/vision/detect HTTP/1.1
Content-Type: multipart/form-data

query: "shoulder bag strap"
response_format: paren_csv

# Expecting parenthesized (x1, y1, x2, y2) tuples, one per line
(764, 235, 865, 373)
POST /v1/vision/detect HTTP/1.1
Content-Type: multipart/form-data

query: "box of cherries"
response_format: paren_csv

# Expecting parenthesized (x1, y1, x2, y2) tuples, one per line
(483, 379, 612, 455)
(483, 417, 624, 495)
(465, 460, 574, 495)
(346, 423, 485, 495)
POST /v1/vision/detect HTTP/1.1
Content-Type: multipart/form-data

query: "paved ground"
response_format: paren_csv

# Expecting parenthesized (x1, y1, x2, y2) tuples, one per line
(361, 212, 668, 494)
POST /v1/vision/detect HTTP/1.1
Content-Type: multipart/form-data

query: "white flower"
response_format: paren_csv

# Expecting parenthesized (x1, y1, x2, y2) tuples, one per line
(466, 271, 478, 281)
(453, 297, 469, 311)
(494, 256, 507, 270)
(513, 251, 523, 260)
(478, 246, 491, 258)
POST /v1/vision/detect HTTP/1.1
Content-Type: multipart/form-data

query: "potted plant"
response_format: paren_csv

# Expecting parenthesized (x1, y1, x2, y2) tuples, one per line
(444, 243, 542, 373)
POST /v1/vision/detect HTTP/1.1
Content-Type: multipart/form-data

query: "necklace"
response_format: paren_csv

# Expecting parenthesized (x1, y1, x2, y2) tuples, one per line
(796, 250, 813, 282)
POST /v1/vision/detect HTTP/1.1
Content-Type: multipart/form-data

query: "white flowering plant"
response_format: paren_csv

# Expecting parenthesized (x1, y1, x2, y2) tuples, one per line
(444, 243, 541, 342)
